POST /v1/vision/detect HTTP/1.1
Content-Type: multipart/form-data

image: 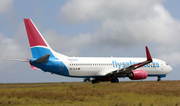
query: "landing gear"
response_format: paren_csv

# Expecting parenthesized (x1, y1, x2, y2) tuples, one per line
(111, 78, 119, 83)
(91, 77, 119, 84)
(157, 76, 161, 81)
(84, 78, 91, 82)
(92, 79, 99, 84)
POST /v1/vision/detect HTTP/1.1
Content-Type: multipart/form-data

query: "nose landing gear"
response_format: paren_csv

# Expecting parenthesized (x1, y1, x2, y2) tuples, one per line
(157, 76, 161, 81)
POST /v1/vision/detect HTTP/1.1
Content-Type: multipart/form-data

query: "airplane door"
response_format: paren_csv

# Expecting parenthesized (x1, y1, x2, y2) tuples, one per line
(161, 63, 163, 70)
(59, 61, 64, 70)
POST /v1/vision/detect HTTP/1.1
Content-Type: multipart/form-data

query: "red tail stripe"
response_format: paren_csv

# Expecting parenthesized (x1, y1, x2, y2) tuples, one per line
(24, 18, 47, 47)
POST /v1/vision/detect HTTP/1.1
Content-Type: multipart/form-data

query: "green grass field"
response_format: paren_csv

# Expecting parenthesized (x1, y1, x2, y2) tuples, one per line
(0, 81, 180, 106)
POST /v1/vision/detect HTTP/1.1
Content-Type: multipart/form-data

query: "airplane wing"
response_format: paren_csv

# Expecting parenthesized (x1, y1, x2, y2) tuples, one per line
(106, 46, 153, 76)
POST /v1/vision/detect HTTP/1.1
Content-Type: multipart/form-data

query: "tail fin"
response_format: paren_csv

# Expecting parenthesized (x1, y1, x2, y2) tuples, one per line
(24, 18, 67, 58)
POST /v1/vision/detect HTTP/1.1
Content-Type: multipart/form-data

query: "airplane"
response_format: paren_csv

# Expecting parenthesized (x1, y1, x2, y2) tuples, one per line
(12, 18, 173, 84)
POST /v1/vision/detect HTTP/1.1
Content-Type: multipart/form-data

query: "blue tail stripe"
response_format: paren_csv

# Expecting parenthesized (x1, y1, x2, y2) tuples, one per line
(31, 47, 54, 58)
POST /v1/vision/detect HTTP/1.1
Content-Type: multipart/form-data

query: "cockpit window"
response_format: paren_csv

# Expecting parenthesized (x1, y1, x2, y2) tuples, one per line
(166, 63, 169, 65)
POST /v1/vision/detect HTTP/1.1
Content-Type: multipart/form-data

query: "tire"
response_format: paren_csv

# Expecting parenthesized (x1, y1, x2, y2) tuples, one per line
(92, 80, 98, 84)
(111, 78, 119, 83)
(157, 78, 161, 81)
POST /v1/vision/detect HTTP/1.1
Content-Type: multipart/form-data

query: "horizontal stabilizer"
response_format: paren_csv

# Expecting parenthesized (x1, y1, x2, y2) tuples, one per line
(27, 58, 40, 70)
(33, 54, 50, 63)
(3, 58, 28, 62)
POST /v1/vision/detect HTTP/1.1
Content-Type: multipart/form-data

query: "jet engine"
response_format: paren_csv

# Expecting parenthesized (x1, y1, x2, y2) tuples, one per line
(128, 70, 147, 80)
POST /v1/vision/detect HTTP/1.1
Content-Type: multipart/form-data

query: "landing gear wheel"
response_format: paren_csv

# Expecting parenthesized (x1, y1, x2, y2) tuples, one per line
(84, 78, 91, 82)
(111, 78, 119, 83)
(115, 78, 119, 83)
(92, 79, 99, 84)
(157, 76, 161, 81)
(157, 78, 161, 81)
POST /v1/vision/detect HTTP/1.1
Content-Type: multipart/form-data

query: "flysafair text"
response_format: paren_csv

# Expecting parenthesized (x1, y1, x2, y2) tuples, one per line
(112, 60, 159, 69)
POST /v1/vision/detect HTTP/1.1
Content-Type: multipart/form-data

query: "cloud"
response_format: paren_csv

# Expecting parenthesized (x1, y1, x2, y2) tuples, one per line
(0, 21, 30, 72)
(159, 53, 180, 67)
(60, 0, 162, 23)
(58, 0, 180, 66)
(0, 33, 21, 71)
(43, 30, 92, 56)
(0, 33, 23, 59)
(0, 0, 14, 14)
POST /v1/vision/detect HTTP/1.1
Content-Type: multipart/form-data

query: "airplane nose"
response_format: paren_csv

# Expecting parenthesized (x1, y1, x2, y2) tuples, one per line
(169, 66, 173, 72)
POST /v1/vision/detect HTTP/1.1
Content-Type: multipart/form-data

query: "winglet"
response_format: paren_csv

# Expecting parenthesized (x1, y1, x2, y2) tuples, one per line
(146, 46, 152, 62)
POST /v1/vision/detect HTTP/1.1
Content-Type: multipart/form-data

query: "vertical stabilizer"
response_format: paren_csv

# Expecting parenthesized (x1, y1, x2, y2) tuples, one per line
(24, 19, 48, 48)
(24, 18, 67, 58)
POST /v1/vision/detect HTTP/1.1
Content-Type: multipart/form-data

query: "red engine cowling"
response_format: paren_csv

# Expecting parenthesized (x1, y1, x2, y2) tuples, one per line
(128, 70, 147, 80)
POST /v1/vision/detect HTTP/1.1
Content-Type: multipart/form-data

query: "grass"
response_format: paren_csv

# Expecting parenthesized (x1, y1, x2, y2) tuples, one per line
(0, 81, 180, 106)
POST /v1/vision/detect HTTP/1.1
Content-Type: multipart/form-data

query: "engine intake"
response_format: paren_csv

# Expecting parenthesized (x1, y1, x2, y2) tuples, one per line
(128, 70, 147, 80)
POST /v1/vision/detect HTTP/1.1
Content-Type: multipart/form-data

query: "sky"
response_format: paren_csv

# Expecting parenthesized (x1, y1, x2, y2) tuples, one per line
(0, 0, 180, 83)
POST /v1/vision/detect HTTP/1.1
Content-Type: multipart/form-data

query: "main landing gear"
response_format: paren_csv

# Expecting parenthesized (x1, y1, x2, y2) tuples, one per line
(111, 78, 119, 83)
(157, 76, 161, 81)
(91, 77, 119, 84)
(92, 78, 100, 84)
(84, 78, 91, 82)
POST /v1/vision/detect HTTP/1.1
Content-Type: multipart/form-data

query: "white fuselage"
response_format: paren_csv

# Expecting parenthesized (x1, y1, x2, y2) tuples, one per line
(60, 57, 172, 77)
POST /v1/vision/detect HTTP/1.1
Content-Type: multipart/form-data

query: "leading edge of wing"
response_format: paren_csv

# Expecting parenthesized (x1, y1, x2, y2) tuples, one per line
(106, 46, 153, 76)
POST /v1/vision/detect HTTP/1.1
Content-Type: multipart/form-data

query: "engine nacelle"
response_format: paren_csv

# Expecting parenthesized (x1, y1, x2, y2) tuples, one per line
(128, 70, 147, 80)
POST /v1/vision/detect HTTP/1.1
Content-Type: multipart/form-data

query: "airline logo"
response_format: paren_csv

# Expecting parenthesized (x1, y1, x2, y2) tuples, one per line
(68, 58, 78, 62)
(112, 60, 159, 69)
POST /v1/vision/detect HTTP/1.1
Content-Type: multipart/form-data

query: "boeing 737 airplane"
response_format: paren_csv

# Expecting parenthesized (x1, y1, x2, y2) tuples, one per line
(11, 18, 173, 83)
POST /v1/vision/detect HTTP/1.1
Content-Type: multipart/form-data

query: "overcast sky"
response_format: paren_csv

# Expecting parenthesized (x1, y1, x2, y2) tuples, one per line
(0, 0, 180, 83)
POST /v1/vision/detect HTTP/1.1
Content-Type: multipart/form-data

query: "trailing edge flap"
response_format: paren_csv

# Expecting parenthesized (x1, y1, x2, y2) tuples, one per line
(33, 54, 50, 64)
